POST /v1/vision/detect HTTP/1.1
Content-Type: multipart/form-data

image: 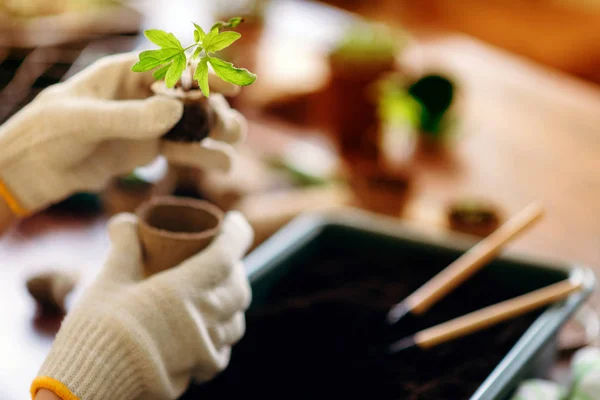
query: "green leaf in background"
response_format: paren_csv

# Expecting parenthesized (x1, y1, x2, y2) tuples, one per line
(204, 31, 241, 53)
(330, 22, 399, 64)
(208, 57, 256, 86)
(165, 54, 186, 88)
(144, 29, 183, 50)
(378, 89, 421, 129)
(152, 63, 171, 80)
(193, 22, 206, 42)
(194, 57, 210, 96)
(211, 17, 244, 31)
(408, 74, 455, 137)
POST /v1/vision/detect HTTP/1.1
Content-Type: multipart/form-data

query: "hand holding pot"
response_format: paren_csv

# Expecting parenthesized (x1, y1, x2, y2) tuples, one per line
(0, 52, 244, 216)
(31, 210, 254, 400)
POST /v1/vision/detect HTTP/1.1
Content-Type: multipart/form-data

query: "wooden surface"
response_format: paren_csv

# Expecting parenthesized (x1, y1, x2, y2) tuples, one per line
(318, 0, 600, 84)
(1, 1, 600, 398)
(395, 35, 600, 269)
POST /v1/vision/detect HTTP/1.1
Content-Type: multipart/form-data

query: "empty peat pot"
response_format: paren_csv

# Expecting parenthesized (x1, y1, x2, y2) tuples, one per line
(136, 196, 223, 275)
(447, 198, 503, 237)
(347, 161, 414, 216)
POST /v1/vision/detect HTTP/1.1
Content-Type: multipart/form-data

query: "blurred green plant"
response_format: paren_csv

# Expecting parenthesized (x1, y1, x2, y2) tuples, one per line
(408, 74, 456, 136)
(378, 75, 421, 129)
(329, 22, 404, 64)
(266, 157, 330, 187)
(264, 140, 342, 188)
(217, 0, 269, 23)
(378, 73, 458, 140)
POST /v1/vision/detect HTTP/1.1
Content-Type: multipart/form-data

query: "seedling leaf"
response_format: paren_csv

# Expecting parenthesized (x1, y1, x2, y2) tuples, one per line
(132, 18, 256, 97)
(201, 27, 220, 51)
(193, 22, 206, 42)
(144, 29, 183, 50)
(132, 57, 163, 72)
(165, 54, 187, 88)
(208, 57, 256, 86)
(153, 63, 171, 80)
(140, 48, 182, 61)
(211, 17, 244, 31)
(204, 31, 241, 53)
(194, 57, 210, 97)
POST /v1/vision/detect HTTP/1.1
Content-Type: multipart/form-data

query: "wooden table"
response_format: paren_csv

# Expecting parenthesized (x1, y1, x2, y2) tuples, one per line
(317, 0, 600, 84)
(1, 1, 599, 398)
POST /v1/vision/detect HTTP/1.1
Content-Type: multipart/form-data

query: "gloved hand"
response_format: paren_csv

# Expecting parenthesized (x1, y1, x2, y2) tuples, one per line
(31, 211, 254, 400)
(0, 52, 245, 216)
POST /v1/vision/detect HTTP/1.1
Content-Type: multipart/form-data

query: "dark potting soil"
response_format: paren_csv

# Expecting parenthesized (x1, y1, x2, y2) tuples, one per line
(162, 102, 213, 142)
(182, 240, 545, 399)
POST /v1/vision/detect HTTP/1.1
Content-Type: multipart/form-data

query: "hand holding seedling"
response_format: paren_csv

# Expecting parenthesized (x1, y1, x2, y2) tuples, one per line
(128, 18, 254, 172)
(0, 51, 243, 217)
(132, 17, 257, 96)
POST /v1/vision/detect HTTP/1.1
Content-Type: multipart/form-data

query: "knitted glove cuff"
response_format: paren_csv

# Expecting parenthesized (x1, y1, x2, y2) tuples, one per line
(34, 313, 145, 400)
(0, 157, 63, 213)
(31, 377, 81, 400)
(0, 177, 30, 217)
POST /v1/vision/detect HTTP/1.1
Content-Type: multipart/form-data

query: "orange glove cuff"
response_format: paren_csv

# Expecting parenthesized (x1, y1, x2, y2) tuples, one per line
(30, 377, 80, 400)
(0, 178, 31, 217)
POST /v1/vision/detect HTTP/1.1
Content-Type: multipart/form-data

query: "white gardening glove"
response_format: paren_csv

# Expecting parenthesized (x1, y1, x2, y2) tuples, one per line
(31, 211, 254, 400)
(0, 52, 245, 216)
(162, 92, 247, 171)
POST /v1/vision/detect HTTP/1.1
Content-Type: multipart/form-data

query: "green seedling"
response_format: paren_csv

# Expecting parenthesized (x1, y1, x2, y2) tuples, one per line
(408, 74, 455, 136)
(378, 73, 458, 140)
(132, 17, 257, 96)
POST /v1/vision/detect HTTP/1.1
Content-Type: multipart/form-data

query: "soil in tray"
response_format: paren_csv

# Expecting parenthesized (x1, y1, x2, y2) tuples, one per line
(182, 239, 546, 399)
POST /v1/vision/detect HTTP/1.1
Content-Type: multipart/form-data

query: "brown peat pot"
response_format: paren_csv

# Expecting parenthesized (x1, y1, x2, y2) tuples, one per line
(151, 80, 215, 166)
(346, 160, 414, 216)
(135, 196, 223, 276)
(447, 199, 503, 238)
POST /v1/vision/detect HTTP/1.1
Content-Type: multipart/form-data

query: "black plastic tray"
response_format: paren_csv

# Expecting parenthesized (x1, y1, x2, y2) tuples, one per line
(186, 209, 595, 399)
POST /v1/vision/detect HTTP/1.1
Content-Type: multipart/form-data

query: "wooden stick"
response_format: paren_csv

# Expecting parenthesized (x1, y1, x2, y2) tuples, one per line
(405, 202, 544, 315)
(413, 278, 582, 349)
